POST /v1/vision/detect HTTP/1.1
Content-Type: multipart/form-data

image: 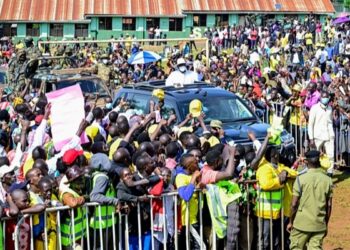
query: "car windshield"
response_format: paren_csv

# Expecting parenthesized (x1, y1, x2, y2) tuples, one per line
(179, 97, 255, 123)
(56, 79, 108, 96)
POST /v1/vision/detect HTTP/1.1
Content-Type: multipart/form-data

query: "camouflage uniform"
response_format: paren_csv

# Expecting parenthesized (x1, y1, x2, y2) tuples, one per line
(8, 50, 29, 91)
(95, 54, 115, 89)
(24, 36, 41, 60)
(59, 47, 77, 69)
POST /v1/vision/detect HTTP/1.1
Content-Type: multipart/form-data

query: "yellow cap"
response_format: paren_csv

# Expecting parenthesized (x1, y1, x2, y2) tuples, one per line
(85, 125, 99, 140)
(148, 124, 158, 136)
(210, 120, 222, 129)
(152, 89, 165, 101)
(177, 126, 193, 138)
(189, 99, 202, 117)
(292, 84, 302, 92)
(13, 97, 24, 107)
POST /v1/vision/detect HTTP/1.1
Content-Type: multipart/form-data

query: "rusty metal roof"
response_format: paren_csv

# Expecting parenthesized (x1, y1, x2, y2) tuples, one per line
(0, 0, 335, 22)
(182, 0, 335, 14)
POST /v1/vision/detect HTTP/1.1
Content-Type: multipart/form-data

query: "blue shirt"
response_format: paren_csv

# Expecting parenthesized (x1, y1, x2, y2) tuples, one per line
(325, 46, 334, 60)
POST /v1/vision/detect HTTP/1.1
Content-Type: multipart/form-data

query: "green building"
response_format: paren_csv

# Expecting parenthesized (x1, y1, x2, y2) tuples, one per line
(0, 0, 335, 41)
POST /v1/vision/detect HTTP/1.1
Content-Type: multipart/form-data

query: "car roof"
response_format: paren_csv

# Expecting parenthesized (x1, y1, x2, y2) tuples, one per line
(121, 80, 236, 102)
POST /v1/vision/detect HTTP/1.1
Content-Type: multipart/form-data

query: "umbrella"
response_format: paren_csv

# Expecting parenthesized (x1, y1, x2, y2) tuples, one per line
(333, 16, 350, 25)
(127, 51, 161, 65)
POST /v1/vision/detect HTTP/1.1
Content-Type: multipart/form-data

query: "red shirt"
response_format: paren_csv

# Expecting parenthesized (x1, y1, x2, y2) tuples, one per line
(250, 30, 258, 41)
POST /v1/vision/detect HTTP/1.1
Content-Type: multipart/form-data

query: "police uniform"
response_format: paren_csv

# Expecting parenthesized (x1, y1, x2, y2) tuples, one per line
(290, 151, 333, 250)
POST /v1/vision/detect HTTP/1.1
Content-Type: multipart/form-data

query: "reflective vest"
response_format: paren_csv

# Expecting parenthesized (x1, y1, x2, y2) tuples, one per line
(205, 182, 242, 239)
(59, 188, 86, 247)
(256, 189, 283, 220)
(90, 172, 117, 229)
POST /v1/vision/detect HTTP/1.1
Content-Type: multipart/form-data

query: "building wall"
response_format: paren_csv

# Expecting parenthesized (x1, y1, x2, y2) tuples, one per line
(9, 13, 331, 42)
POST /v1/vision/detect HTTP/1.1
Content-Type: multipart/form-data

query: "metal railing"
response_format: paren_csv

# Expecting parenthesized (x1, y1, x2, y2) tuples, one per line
(261, 102, 349, 167)
(6, 185, 295, 250)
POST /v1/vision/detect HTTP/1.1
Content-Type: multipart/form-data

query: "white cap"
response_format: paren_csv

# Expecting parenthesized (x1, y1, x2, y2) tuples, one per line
(177, 58, 186, 66)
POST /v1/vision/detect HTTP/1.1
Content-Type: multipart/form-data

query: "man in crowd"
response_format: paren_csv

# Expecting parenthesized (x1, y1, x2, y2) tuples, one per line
(308, 91, 335, 176)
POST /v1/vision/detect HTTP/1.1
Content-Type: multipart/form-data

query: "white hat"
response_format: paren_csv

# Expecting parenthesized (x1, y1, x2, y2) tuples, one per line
(177, 58, 186, 66)
(0, 165, 16, 179)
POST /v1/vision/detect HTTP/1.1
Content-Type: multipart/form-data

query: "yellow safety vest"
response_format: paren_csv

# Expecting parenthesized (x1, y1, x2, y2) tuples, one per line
(90, 172, 117, 229)
(256, 188, 283, 220)
(59, 188, 86, 247)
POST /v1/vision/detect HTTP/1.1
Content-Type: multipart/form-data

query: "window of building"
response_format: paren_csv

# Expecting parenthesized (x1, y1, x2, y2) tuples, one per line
(99, 17, 112, 30)
(50, 23, 63, 37)
(193, 14, 207, 27)
(169, 18, 182, 31)
(0, 24, 17, 37)
(26, 23, 40, 37)
(146, 18, 160, 30)
(122, 17, 136, 30)
(261, 14, 276, 26)
(75, 24, 89, 37)
(215, 14, 229, 27)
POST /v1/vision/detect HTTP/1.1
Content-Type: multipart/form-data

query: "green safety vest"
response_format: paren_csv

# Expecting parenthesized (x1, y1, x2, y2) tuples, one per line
(256, 189, 283, 219)
(205, 181, 242, 239)
(90, 172, 117, 229)
(59, 188, 86, 247)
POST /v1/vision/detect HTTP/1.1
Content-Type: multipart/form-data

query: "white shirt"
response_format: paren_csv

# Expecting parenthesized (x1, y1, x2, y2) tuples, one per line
(165, 70, 198, 87)
(308, 102, 334, 141)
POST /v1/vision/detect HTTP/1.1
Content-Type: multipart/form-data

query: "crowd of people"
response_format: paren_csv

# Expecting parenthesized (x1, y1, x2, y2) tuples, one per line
(0, 14, 346, 250)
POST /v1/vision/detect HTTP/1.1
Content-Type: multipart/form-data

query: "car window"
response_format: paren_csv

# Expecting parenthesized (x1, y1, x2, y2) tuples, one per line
(161, 101, 177, 120)
(129, 94, 149, 114)
(179, 97, 255, 123)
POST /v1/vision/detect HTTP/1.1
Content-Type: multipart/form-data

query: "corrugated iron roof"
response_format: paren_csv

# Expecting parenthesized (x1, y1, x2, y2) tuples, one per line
(182, 0, 335, 14)
(0, 0, 335, 22)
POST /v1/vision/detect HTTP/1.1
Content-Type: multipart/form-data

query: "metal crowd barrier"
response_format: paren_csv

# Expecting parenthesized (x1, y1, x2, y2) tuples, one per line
(334, 114, 349, 167)
(9, 185, 293, 250)
(262, 102, 308, 157)
(262, 102, 350, 165)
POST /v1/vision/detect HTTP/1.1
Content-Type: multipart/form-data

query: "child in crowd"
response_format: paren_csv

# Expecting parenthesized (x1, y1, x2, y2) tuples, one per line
(149, 167, 177, 249)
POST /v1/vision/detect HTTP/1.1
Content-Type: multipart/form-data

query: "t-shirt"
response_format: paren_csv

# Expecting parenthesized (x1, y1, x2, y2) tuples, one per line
(200, 164, 218, 185)
(175, 174, 198, 225)
(305, 33, 313, 45)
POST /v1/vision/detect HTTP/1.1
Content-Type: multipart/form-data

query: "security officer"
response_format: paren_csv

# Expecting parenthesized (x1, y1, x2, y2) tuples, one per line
(24, 36, 41, 59)
(287, 150, 333, 250)
(59, 47, 77, 69)
(95, 54, 115, 89)
(8, 50, 29, 91)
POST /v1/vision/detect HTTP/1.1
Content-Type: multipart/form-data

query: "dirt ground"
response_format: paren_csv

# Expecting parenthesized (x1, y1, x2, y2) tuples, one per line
(324, 169, 350, 250)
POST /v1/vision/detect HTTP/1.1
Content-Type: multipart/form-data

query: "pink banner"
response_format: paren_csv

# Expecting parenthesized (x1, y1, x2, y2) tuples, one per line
(46, 85, 86, 151)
